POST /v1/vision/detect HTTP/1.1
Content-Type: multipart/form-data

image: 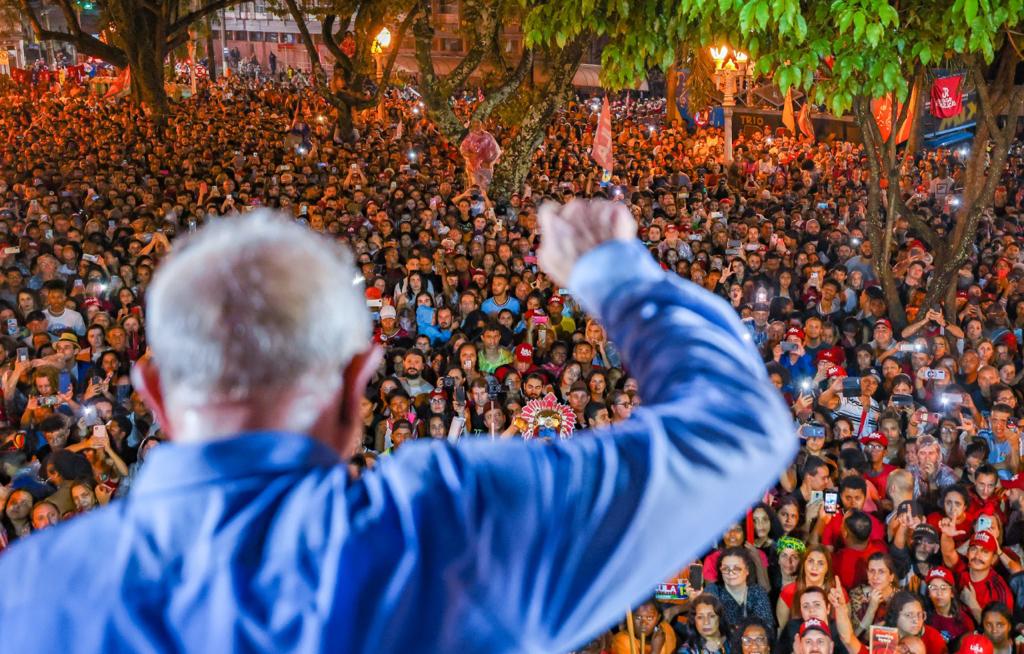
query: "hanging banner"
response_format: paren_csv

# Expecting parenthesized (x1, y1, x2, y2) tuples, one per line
(591, 96, 613, 171)
(930, 75, 964, 119)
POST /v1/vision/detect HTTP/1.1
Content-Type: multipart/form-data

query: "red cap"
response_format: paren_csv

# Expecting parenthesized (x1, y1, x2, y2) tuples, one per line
(826, 365, 848, 379)
(875, 318, 893, 331)
(798, 619, 831, 639)
(515, 343, 534, 363)
(471, 268, 486, 277)
(970, 531, 998, 553)
(958, 635, 994, 654)
(859, 431, 889, 448)
(1002, 473, 1024, 491)
(907, 239, 926, 252)
(786, 327, 805, 340)
(925, 566, 955, 587)
(815, 347, 844, 365)
(429, 388, 448, 401)
(665, 224, 679, 232)
(548, 295, 564, 307)
(957, 290, 969, 300)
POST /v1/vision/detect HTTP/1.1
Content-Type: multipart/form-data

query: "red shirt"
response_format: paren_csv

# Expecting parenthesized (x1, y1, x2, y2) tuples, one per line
(833, 540, 889, 589)
(953, 563, 1014, 610)
(865, 463, 898, 496)
(822, 512, 887, 550)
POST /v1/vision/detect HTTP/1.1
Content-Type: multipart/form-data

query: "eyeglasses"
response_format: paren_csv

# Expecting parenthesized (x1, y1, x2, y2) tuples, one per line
(614, 401, 634, 407)
(721, 566, 746, 574)
(927, 584, 951, 592)
(743, 636, 769, 646)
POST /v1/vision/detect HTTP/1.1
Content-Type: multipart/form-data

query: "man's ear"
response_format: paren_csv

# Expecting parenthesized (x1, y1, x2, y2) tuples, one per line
(130, 356, 174, 440)
(333, 344, 384, 458)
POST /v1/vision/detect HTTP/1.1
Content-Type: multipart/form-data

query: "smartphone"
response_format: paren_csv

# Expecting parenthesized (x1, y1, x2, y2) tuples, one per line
(891, 393, 914, 408)
(5, 319, 16, 336)
(455, 386, 466, 405)
(817, 202, 829, 210)
(810, 490, 824, 504)
(841, 377, 862, 397)
(977, 515, 993, 532)
(688, 563, 704, 590)
(533, 315, 549, 325)
(16, 347, 28, 362)
(941, 393, 964, 407)
(781, 342, 798, 353)
(898, 343, 919, 352)
(924, 369, 948, 381)
(2, 247, 19, 255)
(82, 253, 99, 263)
(823, 490, 839, 514)
(801, 424, 826, 439)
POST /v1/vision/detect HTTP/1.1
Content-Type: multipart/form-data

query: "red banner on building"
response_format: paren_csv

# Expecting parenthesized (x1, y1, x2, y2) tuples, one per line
(930, 75, 964, 118)
(591, 96, 613, 172)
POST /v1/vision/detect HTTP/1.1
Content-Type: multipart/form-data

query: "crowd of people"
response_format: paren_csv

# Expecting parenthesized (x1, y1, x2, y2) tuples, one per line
(0, 70, 1023, 654)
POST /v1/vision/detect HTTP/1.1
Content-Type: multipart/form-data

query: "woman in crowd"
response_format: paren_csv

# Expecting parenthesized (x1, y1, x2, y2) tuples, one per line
(704, 547, 775, 631)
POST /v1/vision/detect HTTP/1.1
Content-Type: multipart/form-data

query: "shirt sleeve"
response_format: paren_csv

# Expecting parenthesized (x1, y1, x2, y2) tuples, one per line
(378, 239, 798, 653)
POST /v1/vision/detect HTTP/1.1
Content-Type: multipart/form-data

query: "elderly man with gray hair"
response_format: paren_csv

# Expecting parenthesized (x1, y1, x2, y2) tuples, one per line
(0, 200, 796, 653)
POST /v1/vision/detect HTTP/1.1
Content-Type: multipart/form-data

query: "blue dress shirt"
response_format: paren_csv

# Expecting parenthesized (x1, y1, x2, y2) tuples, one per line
(0, 239, 797, 653)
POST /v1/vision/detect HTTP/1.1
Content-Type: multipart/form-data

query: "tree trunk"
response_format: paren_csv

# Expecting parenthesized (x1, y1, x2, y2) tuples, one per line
(332, 103, 356, 143)
(206, 17, 217, 82)
(109, 0, 170, 124)
(490, 126, 543, 202)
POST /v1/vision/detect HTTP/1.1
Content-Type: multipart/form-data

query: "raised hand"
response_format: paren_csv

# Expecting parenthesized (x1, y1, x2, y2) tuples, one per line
(537, 199, 637, 289)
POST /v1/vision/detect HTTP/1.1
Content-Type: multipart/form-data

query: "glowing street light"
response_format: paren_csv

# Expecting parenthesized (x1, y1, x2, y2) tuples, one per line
(375, 27, 392, 49)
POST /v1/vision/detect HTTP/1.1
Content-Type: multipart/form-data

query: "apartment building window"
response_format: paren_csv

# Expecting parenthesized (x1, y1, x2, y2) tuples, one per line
(440, 37, 463, 53)
(436, 0, 458, 15)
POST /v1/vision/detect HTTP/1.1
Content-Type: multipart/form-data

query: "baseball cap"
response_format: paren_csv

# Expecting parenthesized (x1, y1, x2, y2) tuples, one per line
(969, 531, 998, 553)
(514, 343, 534, 363)
(429, 388, 448, 401)
(815, 347, 844, 365)
(798, 619, 831, 639)
(569, 381, 589, 394)
(379, 305, 397, 319)
(859, 432, 889, 448)
(913, 523, 940, 543)
(874, 318, 893, 331)
(1002, 473, 1024, 491)
(786, 327, 805, 340)
(958, 634, 994, 654)
(548, 295, 564, 307)
(863, 368, 882, 381)
(925, 566, 955, 587)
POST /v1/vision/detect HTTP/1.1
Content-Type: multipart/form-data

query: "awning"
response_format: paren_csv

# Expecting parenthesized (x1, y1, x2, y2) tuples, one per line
(573, 63, 649, 91)
(393, 53, 462, 76)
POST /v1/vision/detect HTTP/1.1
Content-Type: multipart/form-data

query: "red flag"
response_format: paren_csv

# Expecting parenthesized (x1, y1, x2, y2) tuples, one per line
(930, 75, 964, 118)
(782, 89, 796, 135)
(797, 102, 815, 140)
(591, 97, 613, 171)
(104, 66, 130, 99)
(871, 84, 918, 144)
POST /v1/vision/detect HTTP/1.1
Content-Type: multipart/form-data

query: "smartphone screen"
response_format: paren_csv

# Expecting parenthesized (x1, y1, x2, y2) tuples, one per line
(455, 386, 466, 405)
(688, 563, 704, 590)
(823, 491, 839, 514)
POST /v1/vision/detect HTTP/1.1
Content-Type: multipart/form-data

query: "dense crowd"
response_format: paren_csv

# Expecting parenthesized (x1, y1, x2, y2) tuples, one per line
(0, 71, 1023, 654)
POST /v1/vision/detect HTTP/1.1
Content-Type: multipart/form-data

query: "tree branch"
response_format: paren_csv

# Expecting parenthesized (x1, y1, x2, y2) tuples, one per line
(320, 14, 349, 67)
(20, 0, 128, 66)
(470, 47, 533, 124)
(438, 0, 498, 94)
(168, 0, 242, 41)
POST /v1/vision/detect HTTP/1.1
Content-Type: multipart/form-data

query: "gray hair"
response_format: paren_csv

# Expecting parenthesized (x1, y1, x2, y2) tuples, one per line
(145, 211, 370, 407)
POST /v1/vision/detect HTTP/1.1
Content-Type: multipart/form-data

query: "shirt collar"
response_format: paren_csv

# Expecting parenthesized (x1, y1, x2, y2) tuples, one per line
(132, 431, 341, 496)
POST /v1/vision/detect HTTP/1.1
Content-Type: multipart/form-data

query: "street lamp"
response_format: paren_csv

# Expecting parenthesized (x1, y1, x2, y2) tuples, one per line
(709, 46, 749, 165)
(372, 27, 391, 82)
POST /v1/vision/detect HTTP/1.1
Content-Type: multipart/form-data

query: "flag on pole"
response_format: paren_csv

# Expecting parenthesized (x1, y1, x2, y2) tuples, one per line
(782, 88, 796, 135)
(591, 97, 613, 172)
(871, 83, 919, 144)
(797, 102, 815, 140)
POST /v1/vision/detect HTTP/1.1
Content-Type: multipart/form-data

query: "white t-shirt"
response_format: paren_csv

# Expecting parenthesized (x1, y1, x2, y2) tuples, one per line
(44, 307, 86, 336)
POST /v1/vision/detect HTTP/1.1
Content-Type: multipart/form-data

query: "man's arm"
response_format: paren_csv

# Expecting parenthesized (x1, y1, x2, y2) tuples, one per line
(373, 201, 797, 653)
